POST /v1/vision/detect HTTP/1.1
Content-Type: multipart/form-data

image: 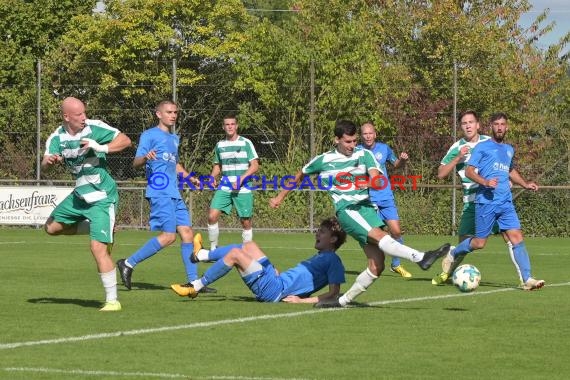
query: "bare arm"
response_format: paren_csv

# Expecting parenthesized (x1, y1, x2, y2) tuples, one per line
(236, 159, 260, 190)
(393, 152, 409, 169)
(107, 133, 131, 153)
(210, 163, 221, 178)
(437, 145, 470, 179)
(133, 149, 156, 169)
(269, 170, 303, 208)
(41, 154, 63, 170)
(81, 132, 131, 154)
(465, 165, 497, 188)
(510, 169, 538, 191)
(282, 284, 341, 304)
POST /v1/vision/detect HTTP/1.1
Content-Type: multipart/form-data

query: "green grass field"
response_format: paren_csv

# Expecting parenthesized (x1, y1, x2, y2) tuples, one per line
(1, 229, 569, 380)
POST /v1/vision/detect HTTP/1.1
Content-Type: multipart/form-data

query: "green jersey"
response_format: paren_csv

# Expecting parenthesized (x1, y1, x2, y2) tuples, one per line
(303, 147, 381, 211)
(440, 135, 490, 204)
(214, 136, 258, 193)
(44, 119, 120, 204)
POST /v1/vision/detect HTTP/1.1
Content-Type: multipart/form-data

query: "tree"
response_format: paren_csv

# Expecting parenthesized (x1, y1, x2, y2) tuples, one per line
(41, 0, 253, 178)
(0, 0, 97, 178)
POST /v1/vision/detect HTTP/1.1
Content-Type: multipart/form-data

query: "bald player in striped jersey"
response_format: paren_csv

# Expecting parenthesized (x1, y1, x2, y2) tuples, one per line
(270, 119, 450, 307)
(42, 97, 131, 311)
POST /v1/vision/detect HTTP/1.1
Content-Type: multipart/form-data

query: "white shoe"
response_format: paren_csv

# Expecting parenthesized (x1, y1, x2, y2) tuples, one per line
(522, 278, 545, 291)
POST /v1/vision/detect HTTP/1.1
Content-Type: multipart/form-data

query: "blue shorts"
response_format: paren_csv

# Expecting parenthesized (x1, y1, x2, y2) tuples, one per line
(475, 201, 520, 238)
(148, 197, 191, 233)
(374, 198, 400, 221)
(244, 263, 284, 302)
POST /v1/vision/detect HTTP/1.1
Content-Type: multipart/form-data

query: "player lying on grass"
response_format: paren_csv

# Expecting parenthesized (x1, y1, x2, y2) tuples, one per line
(269, 119, 450, 307)
(171, 217, 346, 304)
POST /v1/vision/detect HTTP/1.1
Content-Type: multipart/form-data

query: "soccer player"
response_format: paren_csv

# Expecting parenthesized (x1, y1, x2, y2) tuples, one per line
(42, 97, 132, 312)
(116, 100, 216, 294)
(207, 114, 259, 249)
(359, 121, 412, 278)
(171, 217, 346, 304)
(432, 110, 518, 285)
(443, 112, 545, 290)
(269, 120, 450, 307)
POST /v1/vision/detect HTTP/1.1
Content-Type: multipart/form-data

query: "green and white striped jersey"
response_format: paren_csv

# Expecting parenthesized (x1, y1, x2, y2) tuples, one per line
(303, 147, 381, 211)
(214, 136, 258, 193)
(44, 119, 120, 204)
(440, 135, 490, 204)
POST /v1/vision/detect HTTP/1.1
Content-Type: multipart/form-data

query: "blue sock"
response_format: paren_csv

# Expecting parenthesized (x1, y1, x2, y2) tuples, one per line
(391, 237, 403, 267)
(127, 237, 162, 267)
(181, 242, 198, 282)
(202, 259, 232, 286)
(453, 237, 473, 257)
(208, 244, 242, 261)
(512, 242, 531, 282)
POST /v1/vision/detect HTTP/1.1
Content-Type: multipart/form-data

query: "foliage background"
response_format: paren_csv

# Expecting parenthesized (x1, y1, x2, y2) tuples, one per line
(0, 0, 568, 235)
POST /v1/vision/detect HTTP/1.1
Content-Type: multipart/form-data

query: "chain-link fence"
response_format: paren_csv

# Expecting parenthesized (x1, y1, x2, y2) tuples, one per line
(1, 59, 568, 236)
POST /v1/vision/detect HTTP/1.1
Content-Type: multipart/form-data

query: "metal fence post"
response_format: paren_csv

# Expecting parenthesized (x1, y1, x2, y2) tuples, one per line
(36, 59, 42, 183)
(452, 61, 458, 236)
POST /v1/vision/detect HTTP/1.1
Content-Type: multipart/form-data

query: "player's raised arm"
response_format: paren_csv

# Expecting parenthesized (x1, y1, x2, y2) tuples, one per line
(269, 170, 303, 208)
(438, 145, 469, 179)
(393, 152, 409, 169)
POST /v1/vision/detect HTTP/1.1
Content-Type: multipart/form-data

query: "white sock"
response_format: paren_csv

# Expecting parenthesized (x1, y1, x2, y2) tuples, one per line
(191, 278, 205, 292)
(100, 269, 118, 302)
(196, 249, 210, 262)
(242, 228, 253, 242)
(208, 223, 219, 249)
(338, 268, 378, 306)
(378, 235, 423, 262)
(506, 241, 522, 283)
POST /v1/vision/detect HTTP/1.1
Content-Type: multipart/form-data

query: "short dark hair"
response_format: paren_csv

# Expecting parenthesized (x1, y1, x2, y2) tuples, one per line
(489, 112, 508, 123)
(458, 110, 479, 123)
(155, 100, 177, 112)
(320, 217, 347, 250)
(223, 113, 238, 122)
(334, 120, 357, 138)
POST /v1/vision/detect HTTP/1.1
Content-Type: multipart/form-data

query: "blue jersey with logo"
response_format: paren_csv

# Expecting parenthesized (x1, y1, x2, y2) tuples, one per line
(278, 251, 345, 298)
(357, 142, 396, 202)
(466, 139, 514, 204)
(135, 126, 181, 199)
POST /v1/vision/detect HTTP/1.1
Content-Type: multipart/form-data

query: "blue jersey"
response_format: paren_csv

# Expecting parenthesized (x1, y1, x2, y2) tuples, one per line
(357, 142, 396, 202)
(466, 139, 514, 204)
(135, 126, 181, 199)
(279, 251, 345, 297)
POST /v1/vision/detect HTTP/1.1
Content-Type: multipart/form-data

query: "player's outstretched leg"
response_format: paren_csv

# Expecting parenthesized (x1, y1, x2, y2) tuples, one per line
(417, 243, 451, 271)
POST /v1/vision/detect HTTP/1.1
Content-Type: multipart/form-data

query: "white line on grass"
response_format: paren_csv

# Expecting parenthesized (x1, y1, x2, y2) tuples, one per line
(2, 367, 307, 380)
(2, 282, 569, 352)
(31, 241, 570, 255)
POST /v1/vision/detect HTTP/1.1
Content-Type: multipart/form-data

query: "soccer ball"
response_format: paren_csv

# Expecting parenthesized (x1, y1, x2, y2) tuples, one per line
(452, 264, 481, 292)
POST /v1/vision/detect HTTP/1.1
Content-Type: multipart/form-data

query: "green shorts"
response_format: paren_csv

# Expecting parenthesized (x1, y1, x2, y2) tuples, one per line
(336, 203, 385, 247)
(50, 192, 117, 243)
(459, 202, 499, 237)
(210, 190, 253, 218)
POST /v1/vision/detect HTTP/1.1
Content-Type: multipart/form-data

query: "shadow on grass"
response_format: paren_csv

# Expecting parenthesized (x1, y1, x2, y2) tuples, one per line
(119, 282, 170, 291)
(27, 297, 101, 309)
